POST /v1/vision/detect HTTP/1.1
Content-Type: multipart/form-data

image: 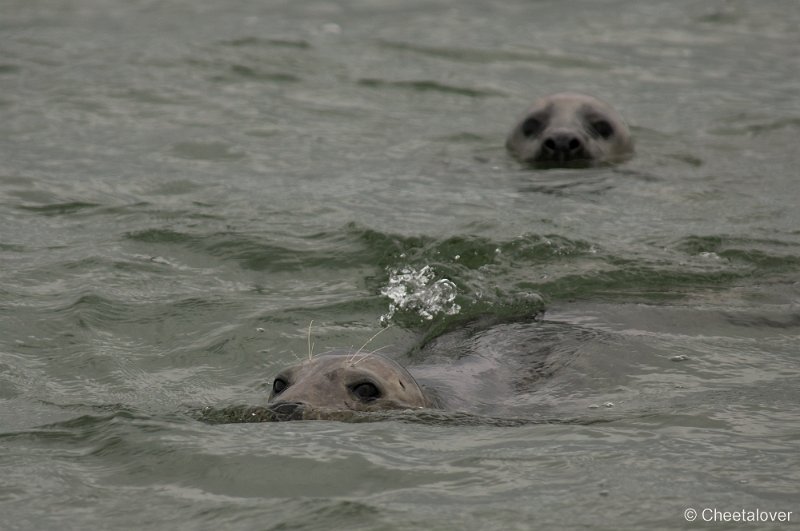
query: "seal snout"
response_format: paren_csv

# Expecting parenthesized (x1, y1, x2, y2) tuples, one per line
(541, 131, 586, 162)
(267, 401, 306, 421)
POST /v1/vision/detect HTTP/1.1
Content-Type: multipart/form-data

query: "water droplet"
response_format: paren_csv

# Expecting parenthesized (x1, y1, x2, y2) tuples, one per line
(380, 265, 461, 323)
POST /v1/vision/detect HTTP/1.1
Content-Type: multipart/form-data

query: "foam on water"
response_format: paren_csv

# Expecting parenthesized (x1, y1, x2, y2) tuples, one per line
(379, 265, 461, 324)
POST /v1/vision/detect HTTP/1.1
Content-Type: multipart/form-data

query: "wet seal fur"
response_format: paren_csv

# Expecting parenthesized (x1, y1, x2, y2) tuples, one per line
(196, 318, 591, 425)
(265, 352, 440, 421)
(506, 92, 633, 167)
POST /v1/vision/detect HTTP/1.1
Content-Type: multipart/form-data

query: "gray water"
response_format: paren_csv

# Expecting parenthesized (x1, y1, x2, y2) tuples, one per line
(2, 0, 799, 529)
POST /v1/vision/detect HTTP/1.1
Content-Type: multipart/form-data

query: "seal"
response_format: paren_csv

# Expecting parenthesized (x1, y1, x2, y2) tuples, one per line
(266, 352, 439, 421)
(506, 92, 633, 166)
(193, 320, 578, 424)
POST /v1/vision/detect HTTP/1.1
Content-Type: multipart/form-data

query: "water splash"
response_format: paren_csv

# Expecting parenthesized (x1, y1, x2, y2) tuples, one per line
(380, 265, 461, 324)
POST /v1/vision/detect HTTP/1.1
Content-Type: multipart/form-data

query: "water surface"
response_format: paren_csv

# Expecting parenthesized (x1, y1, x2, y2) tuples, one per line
(1, 0, 799, 529)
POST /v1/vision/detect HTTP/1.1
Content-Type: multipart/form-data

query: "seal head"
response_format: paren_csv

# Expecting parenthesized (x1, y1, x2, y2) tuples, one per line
(506, 92, 633, 167)
(267, 353, 435, 421)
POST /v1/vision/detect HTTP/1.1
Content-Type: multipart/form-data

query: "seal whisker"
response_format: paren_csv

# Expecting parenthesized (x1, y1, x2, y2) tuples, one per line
(348, 326, 391, 364)
(351, 344, 394, 366)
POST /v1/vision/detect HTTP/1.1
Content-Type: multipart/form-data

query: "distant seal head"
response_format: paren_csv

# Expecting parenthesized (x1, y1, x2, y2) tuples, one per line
(506, 92, 633, 167)
(267, 352, 437, 421)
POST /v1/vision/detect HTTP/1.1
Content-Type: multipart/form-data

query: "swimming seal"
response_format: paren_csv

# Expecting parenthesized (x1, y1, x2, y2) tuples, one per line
(506, 92, 633, 166)
(266, 352, 438, 421)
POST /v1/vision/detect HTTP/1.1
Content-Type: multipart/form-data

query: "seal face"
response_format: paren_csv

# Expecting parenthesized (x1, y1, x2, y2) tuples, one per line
(267, 353, 435, 421)
(506, 92, 633, 167)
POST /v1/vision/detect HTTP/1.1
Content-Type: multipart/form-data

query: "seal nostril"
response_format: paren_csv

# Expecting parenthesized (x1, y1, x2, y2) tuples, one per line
(543, 133, 583, 157)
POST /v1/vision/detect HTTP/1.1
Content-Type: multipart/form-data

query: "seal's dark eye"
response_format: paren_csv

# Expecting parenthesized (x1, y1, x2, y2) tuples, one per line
(521, 117, 543, 138)
(350, 382, 381, 402)
(272, 378, 288, 395)
(591, 120, 614, 139)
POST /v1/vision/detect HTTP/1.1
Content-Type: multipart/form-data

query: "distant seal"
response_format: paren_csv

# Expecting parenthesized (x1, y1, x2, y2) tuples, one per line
(266, 352, 438, 421)
(506, 92, 633, 166)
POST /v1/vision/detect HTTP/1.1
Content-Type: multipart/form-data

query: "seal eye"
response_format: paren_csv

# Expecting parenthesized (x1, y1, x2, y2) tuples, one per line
(591, 120, 614, 139)
(272, 377, 288, 395)
(349, 382, 381, 402)
(521, 117, 543, 138)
